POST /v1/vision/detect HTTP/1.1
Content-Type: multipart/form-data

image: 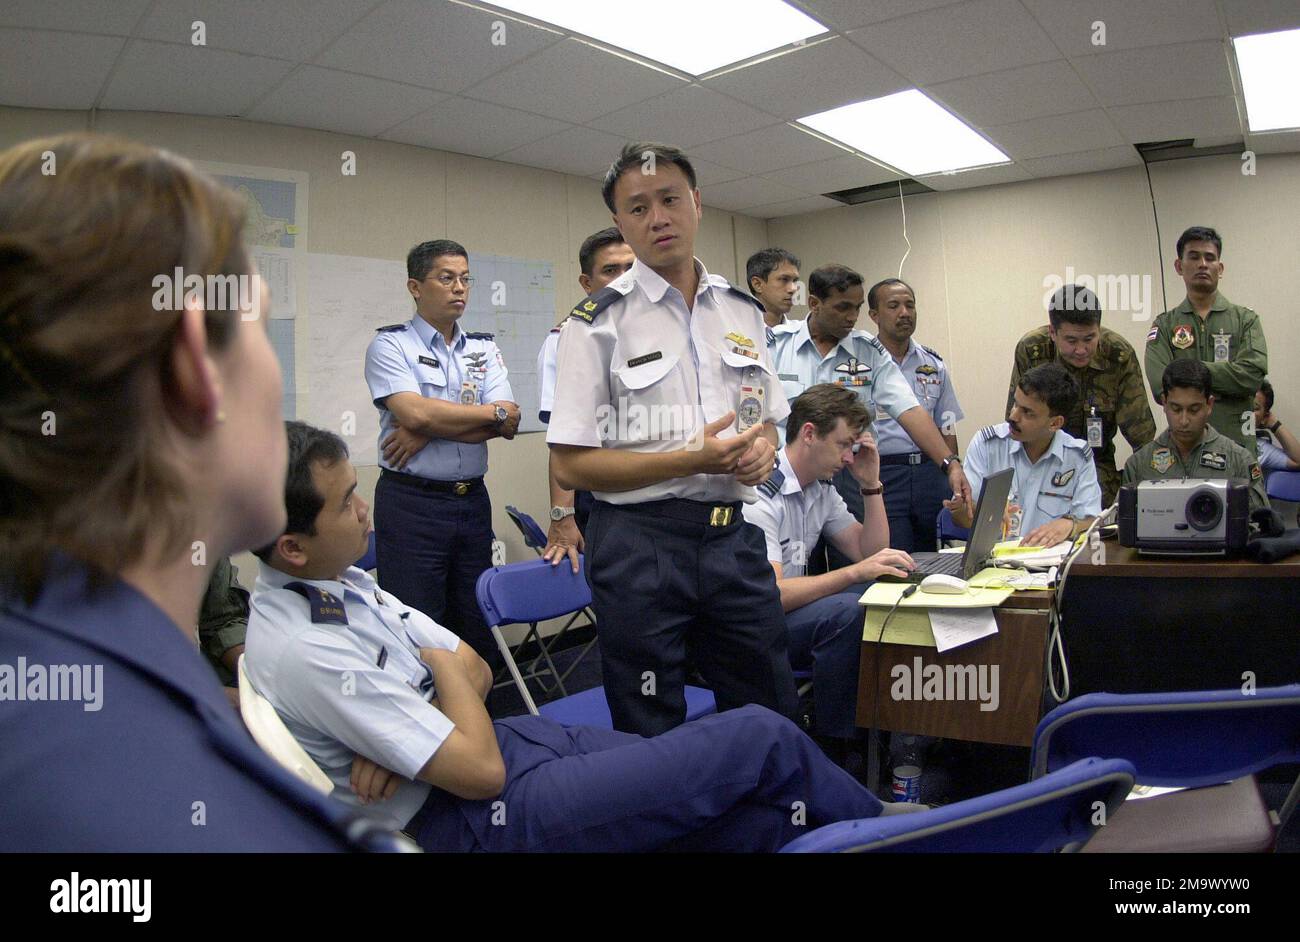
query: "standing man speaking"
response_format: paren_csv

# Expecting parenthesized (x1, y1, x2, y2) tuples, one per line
(548, 143, 797, 737)
(365, 240, 520, 672)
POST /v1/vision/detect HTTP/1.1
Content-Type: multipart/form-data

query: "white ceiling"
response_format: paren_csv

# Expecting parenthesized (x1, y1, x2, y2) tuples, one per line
(2, 0, 1298, 217)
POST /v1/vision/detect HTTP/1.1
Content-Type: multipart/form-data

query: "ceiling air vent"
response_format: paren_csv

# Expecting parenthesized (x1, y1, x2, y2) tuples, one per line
(1135, 138, 1245, 163)
(823, 178, 934, 205)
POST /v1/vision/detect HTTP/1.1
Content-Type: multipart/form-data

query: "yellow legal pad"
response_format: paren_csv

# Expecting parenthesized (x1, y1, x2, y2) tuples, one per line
(858, 581, 1013, 647)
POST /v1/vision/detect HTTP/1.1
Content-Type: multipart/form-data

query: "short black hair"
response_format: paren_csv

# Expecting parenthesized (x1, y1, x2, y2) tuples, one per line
(745, 247, 800, 295)
(1047, 284, 1102, 329)
(601, 142, 697, 213)
(1259, 379, 1274, 412)
(867, 278, 914, 310)
(1176, 226, 1222, 258)
(1161, 358, 1213, 400)
(808, 264, 864, 301)
(407, 239, 468, 282)
(1017, 362, 1078, 420)
(252, 421, 350, 561)
(578, 227, 626, 278)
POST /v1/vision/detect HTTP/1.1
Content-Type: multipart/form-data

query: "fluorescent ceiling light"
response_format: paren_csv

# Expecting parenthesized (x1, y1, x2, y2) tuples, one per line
(798, 90, 1010, 177)
(1233, 28, 1300, 133)
(485, 0, 827, 75)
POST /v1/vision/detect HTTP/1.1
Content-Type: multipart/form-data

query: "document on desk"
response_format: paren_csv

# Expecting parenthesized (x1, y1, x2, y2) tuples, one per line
(860, 582, 1013, 609)
(927, 608, 999, 653)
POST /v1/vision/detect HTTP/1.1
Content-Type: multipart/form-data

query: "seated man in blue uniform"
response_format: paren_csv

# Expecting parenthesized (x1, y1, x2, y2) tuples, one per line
(742, 384, 915, 755)
(946, 363, 1102, 546)
(246, 420, 888, 852)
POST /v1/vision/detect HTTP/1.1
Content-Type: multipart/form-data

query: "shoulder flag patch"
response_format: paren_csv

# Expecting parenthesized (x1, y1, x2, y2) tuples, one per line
(1146, 325, 1159, 342)
(568, 285, 622, 325)
(282, 582, 348, 626)
(376, 323, 408, 333)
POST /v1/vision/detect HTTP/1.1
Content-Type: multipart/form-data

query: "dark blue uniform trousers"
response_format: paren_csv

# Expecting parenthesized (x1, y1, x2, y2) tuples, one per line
(586, 499, 800, 737)
(786, 583, 871, 740)
(373, 471, 500, 671)
(880, 457, 949, 553)
(408, 705, 883, 852)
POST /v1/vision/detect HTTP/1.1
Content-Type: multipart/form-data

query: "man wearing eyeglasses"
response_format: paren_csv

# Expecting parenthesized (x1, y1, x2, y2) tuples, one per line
(364, 239, 521, 675)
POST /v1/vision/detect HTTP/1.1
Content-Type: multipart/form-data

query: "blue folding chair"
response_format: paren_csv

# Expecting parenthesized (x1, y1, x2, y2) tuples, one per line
(1031, 685, 1300, 852)
(781, 757, 1134, 853)
(476, 558, 715, 725)
(505, 505, 549, 555)
(1265, 469, 1300, 503)
(353, 530, 377, 572)
(936, 507, 970, 547)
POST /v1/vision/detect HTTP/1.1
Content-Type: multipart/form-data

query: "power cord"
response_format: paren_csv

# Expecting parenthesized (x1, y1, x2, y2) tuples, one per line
(867, 584, 918, 794)
(1046, 503, 1118, 703)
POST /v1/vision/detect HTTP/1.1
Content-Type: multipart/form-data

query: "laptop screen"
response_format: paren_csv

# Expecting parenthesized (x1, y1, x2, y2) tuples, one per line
(960, 468, 1015, 578)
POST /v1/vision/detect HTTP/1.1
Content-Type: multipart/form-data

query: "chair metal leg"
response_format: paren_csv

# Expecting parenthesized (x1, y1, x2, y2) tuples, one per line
(492, 625, 539, 715)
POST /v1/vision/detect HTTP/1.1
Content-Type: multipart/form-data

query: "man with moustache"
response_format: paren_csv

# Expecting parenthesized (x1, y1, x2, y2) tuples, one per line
(867, 278, 964, 552)
(1008, 284, 1154, 509)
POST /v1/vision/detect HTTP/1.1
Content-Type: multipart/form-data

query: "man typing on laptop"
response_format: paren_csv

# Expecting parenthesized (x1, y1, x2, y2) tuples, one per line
(947, 363, 1102, 548)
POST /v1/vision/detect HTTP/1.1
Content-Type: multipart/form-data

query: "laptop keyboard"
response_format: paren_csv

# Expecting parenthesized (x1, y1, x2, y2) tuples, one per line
(912, 552, 966, 576)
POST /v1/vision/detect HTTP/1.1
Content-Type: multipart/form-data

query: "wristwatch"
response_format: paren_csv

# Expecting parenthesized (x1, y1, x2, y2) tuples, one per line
(550, 506, 577, 522)
(941, 454, 961, 473)
(1268, 421, 1282, 434)
(860, 483, 884, 497)
(493, 405, 509, 426)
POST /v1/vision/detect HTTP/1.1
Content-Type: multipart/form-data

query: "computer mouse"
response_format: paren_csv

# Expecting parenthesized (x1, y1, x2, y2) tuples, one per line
(919, 574, 969, 595)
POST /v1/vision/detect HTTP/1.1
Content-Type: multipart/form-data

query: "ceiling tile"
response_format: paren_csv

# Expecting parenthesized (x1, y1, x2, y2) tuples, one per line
(381, 96, 570, 158)
(316, 0, 563, 93)
(0, 29, 124, 109)
(463, 38, 683, 124)
(1073, 41, 1232, 106)
(847, 0, 1061, 85)
(1021, 0, 1223, 57)
(762, 153, 902, 193)
(135, 1, 372, 62)
(1221, 0, 1300, 37)
(589, 84, 778, 148)
(927, 60, 1098, 128)
(247, 66, 447, 137)
(1108, 96, 1243, 144)
(100, 39, 295, 116)
(0, 0, 150, 34)
(688, 156, 748, 186)
(984, 109, 1125, 160)
(699, 175, 809, 212)
(1019, 145, 1141, 178)
(691, 123, 847, 174)
(704, 37, 908, 121)
(919, 161, 1031, 190)
(745, 195, 845, 218)
(495, 125, 631, 177)
(798, 0, 965, 31)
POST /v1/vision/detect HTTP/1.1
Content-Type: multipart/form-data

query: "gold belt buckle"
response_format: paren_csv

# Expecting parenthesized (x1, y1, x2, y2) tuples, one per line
(709, 505, 733, 527)
(453, 481, 470, 496)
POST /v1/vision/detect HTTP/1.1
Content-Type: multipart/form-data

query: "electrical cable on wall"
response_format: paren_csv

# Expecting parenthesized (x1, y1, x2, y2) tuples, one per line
(897, 180, 911, 278)
(1143, 162, 1169, 318)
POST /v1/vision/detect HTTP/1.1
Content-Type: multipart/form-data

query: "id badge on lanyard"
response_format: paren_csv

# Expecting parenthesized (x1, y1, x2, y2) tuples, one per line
(1086, 406, 1103, 448)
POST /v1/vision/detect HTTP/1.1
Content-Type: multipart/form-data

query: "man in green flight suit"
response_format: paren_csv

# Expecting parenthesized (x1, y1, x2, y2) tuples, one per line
(1008, 283, 1154, 508)
(200, 556, 249, 706)
(1124, 359, 1269, 514)
(1145, 226, 1267, 457)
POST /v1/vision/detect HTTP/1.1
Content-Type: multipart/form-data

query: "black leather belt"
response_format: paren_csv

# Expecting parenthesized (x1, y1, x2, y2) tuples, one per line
(601, 498, 743, 527)
(880, 452, 926, 467)
(381, 468, 484, 496)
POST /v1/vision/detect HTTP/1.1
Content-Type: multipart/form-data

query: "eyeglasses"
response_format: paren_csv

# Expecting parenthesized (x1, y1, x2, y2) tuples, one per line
(431, 273, 474, 287)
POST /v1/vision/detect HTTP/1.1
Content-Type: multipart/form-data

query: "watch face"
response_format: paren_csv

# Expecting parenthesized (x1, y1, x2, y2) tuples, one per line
(495, 406, 508, 422)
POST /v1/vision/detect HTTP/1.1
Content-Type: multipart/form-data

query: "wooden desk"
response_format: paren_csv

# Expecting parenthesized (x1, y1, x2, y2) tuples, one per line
(1061, 543, 1300, 696)
(855, 590, 1054, 748)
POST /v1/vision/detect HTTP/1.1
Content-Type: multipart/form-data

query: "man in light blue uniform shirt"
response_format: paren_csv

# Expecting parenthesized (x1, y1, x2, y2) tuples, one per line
(770, 264, 971, 568)
(866, 278, 963, 552)
(246, 421, 887, 851)
(364, 239, 520, 672)
(948, 363, 1102, 546)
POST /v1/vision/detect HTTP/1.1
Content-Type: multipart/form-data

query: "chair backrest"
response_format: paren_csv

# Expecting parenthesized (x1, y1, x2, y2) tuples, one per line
(237, 655, 335, 796)
(1265, 470, 1300, 502)
(505, 505, 548, 552)
(353, 530, 377, 572)
(936, 506, 970, 544)
(1031, 685, 1300, 787)
(781, 757, 1134, 853)
(476, 557, 592, 628)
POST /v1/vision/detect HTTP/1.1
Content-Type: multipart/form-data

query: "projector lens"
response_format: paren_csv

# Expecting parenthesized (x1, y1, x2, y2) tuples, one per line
(1185, 487, 1223, 532)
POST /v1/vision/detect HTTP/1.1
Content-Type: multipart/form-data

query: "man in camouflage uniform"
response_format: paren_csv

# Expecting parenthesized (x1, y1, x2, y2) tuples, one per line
(1145, 225, 1267, 457)
(1124, 359, 1268, 514)
(200, 556, 249, 702)
(1008, 284, 1154, 508)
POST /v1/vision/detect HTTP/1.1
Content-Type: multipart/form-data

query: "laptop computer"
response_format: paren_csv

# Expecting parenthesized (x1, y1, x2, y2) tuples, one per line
(882, 468, 1015, 582)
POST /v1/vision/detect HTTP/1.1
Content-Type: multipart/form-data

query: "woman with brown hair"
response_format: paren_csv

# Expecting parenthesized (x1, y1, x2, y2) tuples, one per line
(0, 133, 389, 850)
